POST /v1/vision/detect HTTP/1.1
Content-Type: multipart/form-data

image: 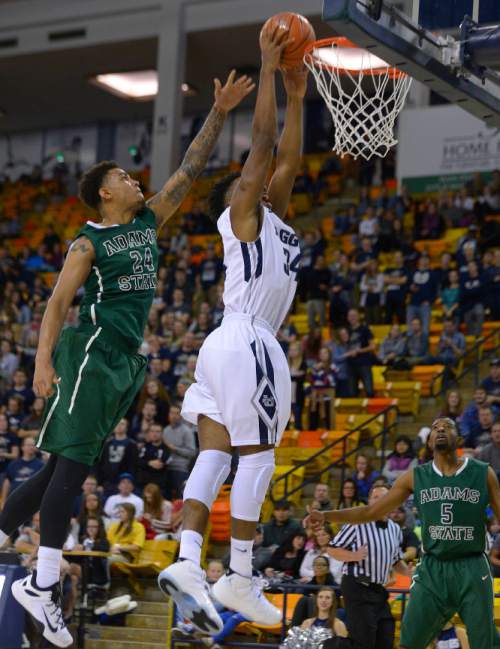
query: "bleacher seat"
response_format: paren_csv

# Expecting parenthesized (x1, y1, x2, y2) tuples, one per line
(384, 381, 422, 418)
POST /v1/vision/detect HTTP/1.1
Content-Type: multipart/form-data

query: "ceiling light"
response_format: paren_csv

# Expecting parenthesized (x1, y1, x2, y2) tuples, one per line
(90, 70, 198, 101)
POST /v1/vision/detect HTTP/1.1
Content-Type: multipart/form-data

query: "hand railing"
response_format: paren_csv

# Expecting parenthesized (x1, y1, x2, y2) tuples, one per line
(270, 404, 399, 504)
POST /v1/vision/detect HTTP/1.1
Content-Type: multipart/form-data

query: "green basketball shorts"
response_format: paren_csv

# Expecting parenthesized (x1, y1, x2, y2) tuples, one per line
(400, 553, 500, 649)
(36, 326, 147, 466)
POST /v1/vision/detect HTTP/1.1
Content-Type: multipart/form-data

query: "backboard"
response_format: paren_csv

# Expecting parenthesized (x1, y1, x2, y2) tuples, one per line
(322, 0, 500, 126)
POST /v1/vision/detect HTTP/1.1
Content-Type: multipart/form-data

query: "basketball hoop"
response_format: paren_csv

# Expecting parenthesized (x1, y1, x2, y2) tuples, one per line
(304, 37, 412, 160)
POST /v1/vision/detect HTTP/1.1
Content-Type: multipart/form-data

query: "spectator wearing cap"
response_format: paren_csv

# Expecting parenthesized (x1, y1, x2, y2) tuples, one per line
(478, 421, 500, 478)
(259, 501, 302, 567)
(104, 473, 144, 521)
(388, 507, 420, 562)
(162, 404, 197, 500)
(481, 359, 500, 408)
(407, 255, 437, 336)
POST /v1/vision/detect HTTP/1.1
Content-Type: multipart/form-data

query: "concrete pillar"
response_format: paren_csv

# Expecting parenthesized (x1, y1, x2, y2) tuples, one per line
(150, 0, 186, 191)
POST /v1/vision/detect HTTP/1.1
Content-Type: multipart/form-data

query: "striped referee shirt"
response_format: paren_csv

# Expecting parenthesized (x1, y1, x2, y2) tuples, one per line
(330, 520, 403, 585)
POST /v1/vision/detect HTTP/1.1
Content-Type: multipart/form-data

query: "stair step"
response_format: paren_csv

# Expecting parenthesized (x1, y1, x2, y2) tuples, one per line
(126, 613, 169, 629)
(88, 624, 167, 642)
(86, 639, 165, 649)
(142, 585, 168, 602)
(135, 600, 170, 615)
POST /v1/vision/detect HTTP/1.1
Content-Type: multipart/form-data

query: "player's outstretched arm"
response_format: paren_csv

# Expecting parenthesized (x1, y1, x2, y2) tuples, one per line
(230, 27, 292, 242)
(147, 71, 255, 230)
(487, 466, 500, 521)
(304, 470, 414, 527)
(267, 67, 307, 219)
(33, 237, 95, 398)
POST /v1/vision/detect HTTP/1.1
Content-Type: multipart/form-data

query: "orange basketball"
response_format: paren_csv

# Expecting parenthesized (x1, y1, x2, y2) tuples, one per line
(260, 12, 316, 70)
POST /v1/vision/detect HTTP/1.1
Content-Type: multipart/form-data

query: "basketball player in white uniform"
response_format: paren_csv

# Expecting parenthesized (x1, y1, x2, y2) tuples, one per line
(158, 27, 307, 632)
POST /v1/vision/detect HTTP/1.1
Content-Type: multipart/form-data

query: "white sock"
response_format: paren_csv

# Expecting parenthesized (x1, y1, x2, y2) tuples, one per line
(36, 546, 63, 588)
(179, 530, 203, 565)
(229, 538, 253, 578)
(0, 530, 8, 549)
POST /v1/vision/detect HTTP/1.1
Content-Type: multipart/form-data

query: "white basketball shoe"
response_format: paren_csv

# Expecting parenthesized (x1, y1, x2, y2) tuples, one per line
(11, 571, 73, 648)
(212, 570, 281, 626)
(158, 560, 223, 634)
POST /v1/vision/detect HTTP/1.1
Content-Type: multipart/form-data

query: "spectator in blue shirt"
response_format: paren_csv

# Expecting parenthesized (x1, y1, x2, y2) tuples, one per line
(198, 244, 223, 292)
(383, 251, 409, 324)
(346, 308, 375, 397)
(351, 453, 380, 501)
(406, 255, 436, 335)
(404, 317, 429, 367)
(426, 319, 466, 368)
(460, 261, 485, 336)
(481, 359, 500, 409)
(462, 405, 495, 450)
(1, 437, 44, 502)
(459, 387, 492, 441)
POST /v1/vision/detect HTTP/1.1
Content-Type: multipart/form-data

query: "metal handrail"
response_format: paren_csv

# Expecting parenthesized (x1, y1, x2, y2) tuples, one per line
(270, 404, 399, 504)
(430, 325, 500, 397)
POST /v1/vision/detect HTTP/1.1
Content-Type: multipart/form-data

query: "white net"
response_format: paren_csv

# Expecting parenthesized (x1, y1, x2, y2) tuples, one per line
(304, 40, 412, 160)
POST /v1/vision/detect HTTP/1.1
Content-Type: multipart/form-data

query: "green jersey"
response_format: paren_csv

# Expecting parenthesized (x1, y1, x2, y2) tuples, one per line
(414, 457, 489, 560)
(76, 207, 159, 352)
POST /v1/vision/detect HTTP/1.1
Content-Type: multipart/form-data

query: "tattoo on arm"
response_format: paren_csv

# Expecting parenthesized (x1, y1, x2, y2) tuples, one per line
(69, 242, 90, 254)
(148, 106, 226, 216)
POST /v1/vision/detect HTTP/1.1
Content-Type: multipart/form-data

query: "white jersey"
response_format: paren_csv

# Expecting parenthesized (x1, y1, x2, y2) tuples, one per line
(217, 206, 300, 334)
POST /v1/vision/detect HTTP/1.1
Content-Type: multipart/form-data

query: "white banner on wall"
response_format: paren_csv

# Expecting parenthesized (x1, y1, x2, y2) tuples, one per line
(396, 104, 500, 193)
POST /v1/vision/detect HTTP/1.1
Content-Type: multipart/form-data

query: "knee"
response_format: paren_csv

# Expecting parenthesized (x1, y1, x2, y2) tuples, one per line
(231, 448, 275, 521)
(183, 449, 232, 509)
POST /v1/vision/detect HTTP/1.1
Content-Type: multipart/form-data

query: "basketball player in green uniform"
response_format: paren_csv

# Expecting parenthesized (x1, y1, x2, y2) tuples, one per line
(306, 417, 500, 649)
(0, 71, 254, 647)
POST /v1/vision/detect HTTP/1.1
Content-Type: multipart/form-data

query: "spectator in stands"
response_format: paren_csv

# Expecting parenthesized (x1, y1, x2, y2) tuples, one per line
(72, 474, 100, 519)
(288, 342, 307, 430)
(440, 270, 460, 321)
(73, 516, 110, 587)
(352, 453, 380, 501)
(484, 250, 500, 320)
(330, 327, 350, 397)
(351, 237, 376, 279)
(360, 260, 385, 324)
(261, 501, 302, 563)
(313, 483, 333, 511)
(306, 255, 331, 329)
(104, 473, 144, 521)
(358, 206, 379, 242)
(383, 251, 409, 324)
(481, 359, 500, 407)
(440, 390, 463, 425)
(338, 478, 365, 508)
(77, 493, 106, 542)
(300, 528, 342, 584)
(137, 379, 170, 425)
(382, 435, 417, 484)
(418, 201, 443, 239)
(162, 405, 197, 499)
(478, 421, 500, 478)
(435, 252, 453, 290)
(308, 347, 336, 429)
(404, 317, 429, 367)
(107, 503, 146, 565)
(5, 368, 34, 413)
(18, 397, 45, 438)
(346, 308, 375, 397)
(302, 327, 324, 364)
(407, 254, 436, 335)
(461, 261, 485, 336)
(131, 399, 159, 441)
(268, 531, 307, 578)
(297, 231, 321, 301)
(98, 418, 138, 496)
(0, 339, 19, 386)
(198, 244, 223, 292)
(300, 587, 348, 638)
(140, 483, 173, 539)
(5, 395, 24, 434)
(425, 318, 466, 375)
(463, 405, 495, 451)
(0, 437, 43, 504)
(329, 253, 354, 327)
(0, 412, 19, 482)
(460, 387, 491, 442)
(388, 506, 420, 563)
(379, 324, 406, 366)
(136, 423, 170, 489)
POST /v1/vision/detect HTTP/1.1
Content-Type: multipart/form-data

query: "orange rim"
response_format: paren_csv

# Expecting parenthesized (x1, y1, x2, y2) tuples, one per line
(304, 36, 407, 78)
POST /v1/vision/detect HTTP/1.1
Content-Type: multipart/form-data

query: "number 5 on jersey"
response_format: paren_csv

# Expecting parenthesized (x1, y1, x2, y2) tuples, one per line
(441, 503, 453, 525)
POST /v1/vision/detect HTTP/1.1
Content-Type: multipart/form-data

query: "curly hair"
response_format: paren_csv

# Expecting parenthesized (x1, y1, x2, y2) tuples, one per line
(78, 160, 119, 210)
(207, 172, 241, 223)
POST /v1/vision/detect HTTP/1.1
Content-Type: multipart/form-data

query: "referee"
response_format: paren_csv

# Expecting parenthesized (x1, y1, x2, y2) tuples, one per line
(328, 485, 411, 649)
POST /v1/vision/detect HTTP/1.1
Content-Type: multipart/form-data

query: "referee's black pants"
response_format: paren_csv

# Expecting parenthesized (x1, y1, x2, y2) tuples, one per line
(341, 574, 395, 649)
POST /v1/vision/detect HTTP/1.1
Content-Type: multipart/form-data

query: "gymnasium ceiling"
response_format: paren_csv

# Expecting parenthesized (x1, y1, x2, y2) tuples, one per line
(0, 17, 332, 134)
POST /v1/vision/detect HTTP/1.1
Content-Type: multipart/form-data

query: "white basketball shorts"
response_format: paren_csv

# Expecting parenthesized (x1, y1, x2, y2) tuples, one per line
(181, 314, 291, 447)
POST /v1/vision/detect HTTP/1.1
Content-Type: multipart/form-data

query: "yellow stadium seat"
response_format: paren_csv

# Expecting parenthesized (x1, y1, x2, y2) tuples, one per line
(411, 365, 444, 397)
(384, 381, 421, 418)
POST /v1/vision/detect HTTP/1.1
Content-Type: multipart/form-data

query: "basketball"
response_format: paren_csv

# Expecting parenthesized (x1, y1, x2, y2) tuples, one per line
(260, 12, 316, 70)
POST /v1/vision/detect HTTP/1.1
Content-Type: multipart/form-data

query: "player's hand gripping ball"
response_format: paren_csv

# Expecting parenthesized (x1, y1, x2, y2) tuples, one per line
(260, 12, 316, 71)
